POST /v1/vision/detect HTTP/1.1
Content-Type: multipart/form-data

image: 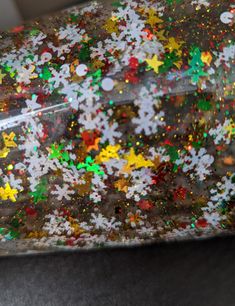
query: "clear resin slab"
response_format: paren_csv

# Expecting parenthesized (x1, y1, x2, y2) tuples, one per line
(0, 0, 234, 255)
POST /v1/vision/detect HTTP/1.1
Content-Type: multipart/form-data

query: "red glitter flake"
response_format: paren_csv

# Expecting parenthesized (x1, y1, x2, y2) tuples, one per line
(137, 199, 153, 210)
(173, 187, 187, 201)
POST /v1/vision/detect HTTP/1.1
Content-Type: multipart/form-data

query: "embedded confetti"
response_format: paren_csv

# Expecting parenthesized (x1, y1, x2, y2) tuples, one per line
(101, 78, 114, 91)
(0, 0, 234, 253)
(76, 64, 88, 76)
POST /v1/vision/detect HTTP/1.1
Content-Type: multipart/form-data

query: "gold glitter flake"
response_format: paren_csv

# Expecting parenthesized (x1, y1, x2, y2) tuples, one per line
(122, 148, 154, 173)
(2, 132, 17, 148)
(0, 183, 18, 202)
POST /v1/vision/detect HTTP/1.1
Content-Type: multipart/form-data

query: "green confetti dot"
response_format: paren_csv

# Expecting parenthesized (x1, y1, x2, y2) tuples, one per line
(41, 66, 52, 81)
(197, 99, 212, 111)
(30, 29, 40, 36)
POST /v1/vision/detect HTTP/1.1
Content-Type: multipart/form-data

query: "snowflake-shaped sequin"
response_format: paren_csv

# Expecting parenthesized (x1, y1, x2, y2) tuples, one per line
(125, 210, 147, 228)
(126, 168, 153, 201)
(209, 119, 233, 145)
(191, 0, 210, 8)
(178, 148, 214, 181)
(51, 184, 75, 201)
(90, 213, 121, 230)
(132, 110, 165, 135)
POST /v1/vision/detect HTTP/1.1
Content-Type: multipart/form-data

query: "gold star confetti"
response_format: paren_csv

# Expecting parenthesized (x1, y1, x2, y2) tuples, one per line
(2, 132, 17, 148)
(27, 231, 48, 239)
(96, 144, 121, 163)
(92, 59, 105, 70)
(165, 37, 183, 55)
(69, 217, 85, 236)
(114, 177, 129, 193)
(152, 156, 161, 169)
(201, 51, 212, 66)
(0, 70, 6, 84)
(146, 9, 163, 28)
(155, 29, 167, 41)
(0, 183, 18, 202)
(146, 55, 163, 74)
(122, 148, 154, 173)
(0, 147, 10, 158)
(174, 59, 183, 69)
(70, 59, 80, 74)
(103, 18, 119, 34)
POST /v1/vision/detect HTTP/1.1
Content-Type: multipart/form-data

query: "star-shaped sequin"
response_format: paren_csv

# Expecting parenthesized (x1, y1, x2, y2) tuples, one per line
(145, 55, 163, 74)
(2, 132, 17, 148)
(0, 147, 10, 158)
(103, 18, 119, 34)
(146, 9, 163, 28)
(123, 148, 154, 173)
(0, 183, 18, 202)
(96, 144, 120, 163)
(29, 178, 48, 203)
(165, 37, 183, 54)
(77, 156, 104, 176)
(48, 144, 64, 159)
(114, 178, 129, 193)
(0, 70, 6, 84)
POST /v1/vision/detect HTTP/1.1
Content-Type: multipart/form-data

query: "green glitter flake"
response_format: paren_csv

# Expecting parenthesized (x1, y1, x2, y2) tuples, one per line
(40, 66, 52, 81)
(49, 144, 64, 159)
(231, 175, 235, 184)
(192, 141, 202, 149)
(112, 1, 124, 8)
(159, 51, 180, 73)
(30, 29, 40, 36)
(69, 14, 79, 22)
(0, 228, 6, 235)
(91, 69, 102, 85)
(166, 0, 182, 5)
(7, 230, 20, 239)
(197, 99, 212, 111)
(165, 145, 179, 163)
(77, 156, 104, 176)
(79, 43, 91, 62)
(29, 178, 48, 203)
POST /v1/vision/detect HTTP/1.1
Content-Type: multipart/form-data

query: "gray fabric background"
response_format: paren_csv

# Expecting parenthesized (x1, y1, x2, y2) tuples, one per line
(0, 236, 234, 306)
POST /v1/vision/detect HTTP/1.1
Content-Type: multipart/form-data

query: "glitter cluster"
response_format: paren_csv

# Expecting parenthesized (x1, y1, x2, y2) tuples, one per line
(0, 0, 234, 253)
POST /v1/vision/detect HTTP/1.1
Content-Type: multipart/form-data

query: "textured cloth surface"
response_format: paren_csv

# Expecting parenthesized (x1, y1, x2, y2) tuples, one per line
(0, 237, 235, 306)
